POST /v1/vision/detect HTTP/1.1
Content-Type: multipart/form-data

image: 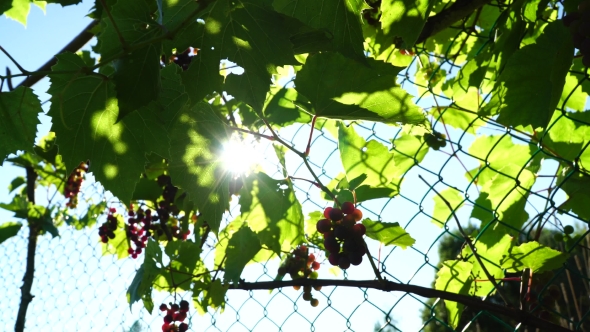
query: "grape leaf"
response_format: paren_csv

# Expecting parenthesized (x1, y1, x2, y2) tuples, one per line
(462, 232, 512, 296)
(338, 123, 399, 194)
(132, 177, 162, 202)
(273, 0, 368, 62)
(264, 87, 312, 127)
(190, 0, 300, 111)
(295, 53, 424, 124)
(47, 52, 168, 203)
(362, 219, 415, 249)
(168, 102, 230, 234)
(127, 239, 162, 312)
(430, 187, 463, 228)
(391, 131, 429, 181)
(380, 0, 434, 49)
(161, 0, 200, 32)
(66, 201, 107, 230)
(165, 240, 202, 275)
(0, 87, 42, 162)
(223, 224, 262, 283)
(193, 279, 229, 315)
(501, 241, 568, 273)
(113, 44, 162, 120)
(0, 222, 22, 244)
(434, 260, 473, 329)
(541, 111, 590, 168)
(492, 21, 574, 130)
(238, 172, 305, 254)
(97, 0, 159, 59)
(3, 0, 30, 26)
(558, 171, 590, 221)
(8, 177, 25, 193)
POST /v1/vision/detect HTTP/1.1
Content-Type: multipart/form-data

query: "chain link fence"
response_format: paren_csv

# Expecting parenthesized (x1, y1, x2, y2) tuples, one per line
(2, 2, 590, 331)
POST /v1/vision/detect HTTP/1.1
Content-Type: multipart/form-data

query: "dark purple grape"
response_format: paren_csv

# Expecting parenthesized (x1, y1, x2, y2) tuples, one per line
(334, 225, 349, 240)
(580, 21, 590, 38)
(338, 256, 351, 269)
(349, 253, 363, 266)
(328, 252, 340, 266)
(583, 54, 590, 67)
(316, 219, 332, 233)
(580, 1, 590, 13)
(564, 13, 581, 27)
(329, 208, 344, 221)
(581, 38, 590, 54)
(324, 235, 340, 253)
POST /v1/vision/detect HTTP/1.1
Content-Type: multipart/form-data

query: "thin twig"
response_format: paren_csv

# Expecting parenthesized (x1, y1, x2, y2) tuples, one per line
(304, 115, 318, 156)
(288, 176, 319, 188)
(362, 238, 384, 281)
(228, 279, 573, 332)
(0, 46, 28, 74)
(228, 126, 274, 141)
(418, 174, 511, 306)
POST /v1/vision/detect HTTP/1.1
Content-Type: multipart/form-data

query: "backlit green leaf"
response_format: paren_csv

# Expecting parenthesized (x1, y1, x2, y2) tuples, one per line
(0, 87, 42, 162)
(362, 219, 415, 249)
(501, 241, 568, 273)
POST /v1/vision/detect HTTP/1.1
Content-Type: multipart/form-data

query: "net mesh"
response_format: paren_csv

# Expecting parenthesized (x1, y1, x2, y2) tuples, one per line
(1, 2, 589, 331)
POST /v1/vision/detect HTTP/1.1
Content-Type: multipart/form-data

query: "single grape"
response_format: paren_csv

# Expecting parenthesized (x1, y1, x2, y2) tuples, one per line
(334, 225, 349, 240)
(351, 209, 363, 221)
(349, 253, 363, 266)
(314, 285, 322, 291)
(316, 219, 332, 233)
(564, 225, 574, 234)
(563, 13, 581, 27)
(338, 256, 351, 269)
(293, 285, 301, 290)
(310, 298, 319, 307)
(352, 223, 366, 236)
(179, 323, 189, 332)
(324, 236, 340, 253)
(328, 252, 340, 266)
(310, 271, 319, 279)
(580, 38, 590, 54)
(579, 21, 590, 37)
(303, 292, 312, 301)
(323, 207, 333, 219)
(342, 214, 356, 228)
(160, 304, 168, 311)
(341, 201, 355, 214)
(312, 261, 321, 270)
(179, 300, 189, 311)
(329, 208, 344, 221)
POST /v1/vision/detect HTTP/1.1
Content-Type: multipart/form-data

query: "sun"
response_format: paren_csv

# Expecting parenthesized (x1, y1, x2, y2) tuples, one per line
(220, 134, 264, 175)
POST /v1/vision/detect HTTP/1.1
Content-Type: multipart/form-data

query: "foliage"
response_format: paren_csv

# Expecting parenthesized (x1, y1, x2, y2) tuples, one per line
(2, 0, 590, 330)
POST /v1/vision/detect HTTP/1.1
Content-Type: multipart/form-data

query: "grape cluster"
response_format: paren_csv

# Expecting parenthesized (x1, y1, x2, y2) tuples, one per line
(316, 202, 366, 270)
(564, 1, 590, 67)
(156, 175, 190, 240)
(277, 245, 322, 307)
(126, 204, 151, 258)
(64, 161, 88, 208)
(160, 300, 189, 332)
(424, 131, 447, 150)
(98, 208, 118, 244)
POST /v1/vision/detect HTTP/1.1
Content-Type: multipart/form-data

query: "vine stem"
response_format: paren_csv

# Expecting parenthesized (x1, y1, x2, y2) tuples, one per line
(304, 115, 318, 156)
(15, 167, 38, 332)
(227, 279, 572, 332)
(418, 175, 511, 307)
(228, 126, 274, 141)
(362, 238, 383, 282)
(0, 45, 29, 74)
(288, 176, 319, 188)
(98, 0, 127, 50)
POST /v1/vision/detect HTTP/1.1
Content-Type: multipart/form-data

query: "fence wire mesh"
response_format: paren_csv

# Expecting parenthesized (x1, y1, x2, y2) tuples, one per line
(1, 2, 590, 331)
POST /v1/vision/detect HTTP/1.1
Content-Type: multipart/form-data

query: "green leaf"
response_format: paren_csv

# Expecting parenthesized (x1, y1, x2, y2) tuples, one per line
(541, 111, 590, 168)
(8, 177, 26, 194)
(501, 241, 568, 273)
(558, 171, 590, 221)
(462, 232, 512, 296)
(191, 0, 300, 110)
(223, 224, 262, 282)
(295, 53, 424, 124)
(0, 194, 28, 219)
(353, 185, 396, 203)
(165, 239, 202, 275)
(273, 0, 368, 62)
(4, 0, 30, 26)
(161, 0, 200, 32)
(193, 279, 229, 315)
(0, 222, 22, 244)
(238, 172, 305, 254)
(264, 87, 312, 127)
(34, 132, 59, 164)
(97, 0, 159, 59)
(362, 219, 415, 249)
(430, 107, 484, 135)
(168, 102, 230, 234)
(48, 52, 171, 203)
(0, 87, 42, 162)
(113, 44, 162, 120)
(338, 123, 399, 194)
(347, 174, 367, 191)
(380, 0, 434, 48)
(132, 177, 162, 202)
(127, 251, 160, 312)
(430, 188, 463, 228)
(434, 260, 473, 329)
(492, 21, 574, 130)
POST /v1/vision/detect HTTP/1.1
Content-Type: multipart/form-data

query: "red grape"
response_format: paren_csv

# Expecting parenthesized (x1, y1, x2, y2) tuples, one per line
(341, 201, 355, 214)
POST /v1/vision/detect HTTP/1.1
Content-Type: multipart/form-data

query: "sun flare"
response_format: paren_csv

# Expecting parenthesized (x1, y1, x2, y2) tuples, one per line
(220, 134, 263, 175)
